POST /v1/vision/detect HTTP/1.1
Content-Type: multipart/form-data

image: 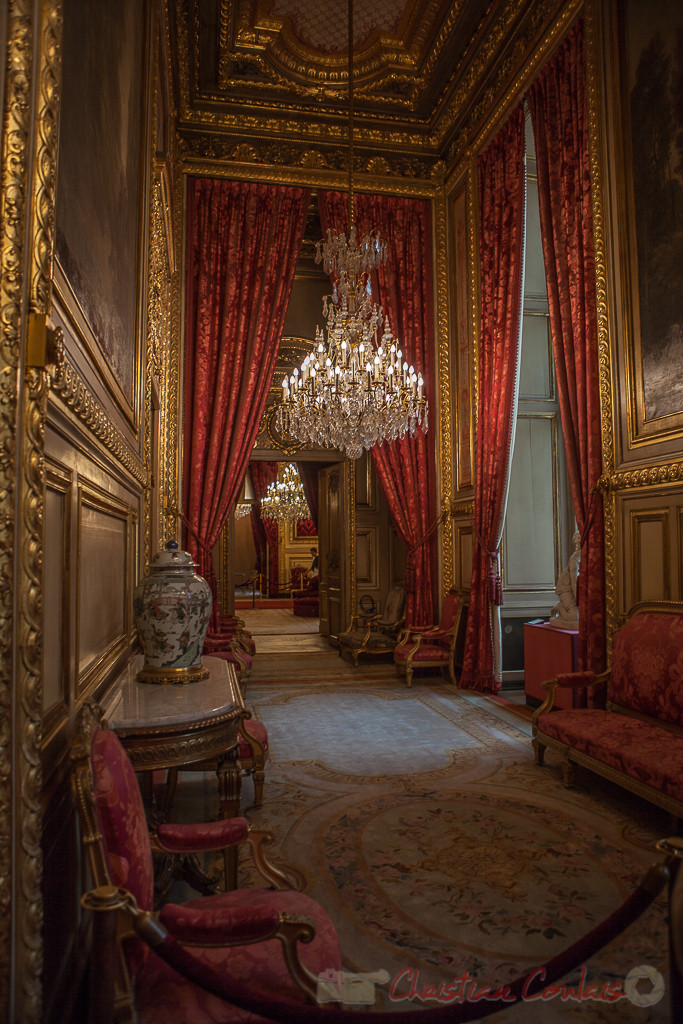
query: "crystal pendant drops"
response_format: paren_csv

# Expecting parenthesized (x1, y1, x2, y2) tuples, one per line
(275, 227, 428, 459)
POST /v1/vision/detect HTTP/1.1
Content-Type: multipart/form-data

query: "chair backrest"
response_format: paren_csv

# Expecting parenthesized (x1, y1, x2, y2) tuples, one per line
(291, 566, 305, 588)
(609, 606, 683, 726)
(380, 585, 406, 626)
(438, 589, 461, 632)
(90, 726, 156, 912)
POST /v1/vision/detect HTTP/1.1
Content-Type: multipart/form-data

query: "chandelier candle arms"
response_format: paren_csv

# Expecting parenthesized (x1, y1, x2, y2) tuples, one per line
(260, 463, 311, 523)
(275, 0, 428, 460)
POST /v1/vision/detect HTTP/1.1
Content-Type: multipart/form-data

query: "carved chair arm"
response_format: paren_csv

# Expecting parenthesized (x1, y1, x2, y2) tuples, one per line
(403, 623, 439, 636)
(159, 900, 287, 945)
(532, 669, 609, 726)
(153, 822, 294, 891)
(82, 886, 323, 1005)
(154, 817, 249, 854)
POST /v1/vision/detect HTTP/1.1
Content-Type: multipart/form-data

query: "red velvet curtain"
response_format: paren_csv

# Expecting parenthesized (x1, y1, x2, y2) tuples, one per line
(297, 462, 319, 533)
(249, 462, 279, 597)
(526, 21, 606, 674)
(183, 179, 309, 626)
(460, 108, 526, 693)
(318, 192, 437, 626)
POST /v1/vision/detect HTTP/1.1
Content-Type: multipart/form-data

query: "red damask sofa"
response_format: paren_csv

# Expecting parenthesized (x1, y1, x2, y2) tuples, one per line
(532, 602, 683, 819)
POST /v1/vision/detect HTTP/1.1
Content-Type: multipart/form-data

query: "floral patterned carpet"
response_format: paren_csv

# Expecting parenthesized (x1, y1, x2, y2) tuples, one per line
(181, 654, 674, 1021)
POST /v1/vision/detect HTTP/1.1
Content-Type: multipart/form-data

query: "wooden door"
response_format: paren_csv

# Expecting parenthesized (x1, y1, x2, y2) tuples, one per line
(317, 462, 350, 639)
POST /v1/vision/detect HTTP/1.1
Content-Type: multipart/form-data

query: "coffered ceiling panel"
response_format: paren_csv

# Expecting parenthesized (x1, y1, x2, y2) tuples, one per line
(173, 0, 566, 171)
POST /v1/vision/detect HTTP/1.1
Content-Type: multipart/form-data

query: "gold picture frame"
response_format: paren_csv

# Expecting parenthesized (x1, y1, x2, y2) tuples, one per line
(599, 0, 683, 448)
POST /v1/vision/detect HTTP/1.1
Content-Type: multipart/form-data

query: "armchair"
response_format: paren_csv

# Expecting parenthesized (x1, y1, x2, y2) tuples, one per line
(71, 703, 340, 1024)
(338, 585, 406, 667)
(393, 588, 468, 687)
(292, 574, 319, 617)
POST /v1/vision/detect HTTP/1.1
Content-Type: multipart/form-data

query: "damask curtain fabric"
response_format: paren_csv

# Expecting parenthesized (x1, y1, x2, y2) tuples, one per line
(460, 107, 526, 693)
(183, 178, 309, 624)
(526, 20, 606, 674)
(248, 462, 279, 596)
(297, 461, 319, 533)
(318, 191, 437, 626)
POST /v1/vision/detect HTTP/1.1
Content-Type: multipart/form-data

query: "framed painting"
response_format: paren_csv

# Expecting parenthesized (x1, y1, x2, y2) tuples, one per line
(451, 182, 474, 488)
(605, 0, 683, 443)
(55, 0, 148, 427)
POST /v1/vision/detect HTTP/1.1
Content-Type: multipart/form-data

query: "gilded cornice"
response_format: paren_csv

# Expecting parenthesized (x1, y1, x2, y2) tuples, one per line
(49, 342, 148, 487)
(434, 183, 454, 596)
(599, 463, 683, 492)
(446, 0, 580, 167)
(178, 140, 438, 196)
(177, 105, 435, 151)
(0, 3, 38, 1021)
(450, 500, 476, 517)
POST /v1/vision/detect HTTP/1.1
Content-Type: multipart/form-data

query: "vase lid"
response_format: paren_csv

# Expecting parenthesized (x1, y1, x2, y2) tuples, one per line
(149, 540, 198, 570)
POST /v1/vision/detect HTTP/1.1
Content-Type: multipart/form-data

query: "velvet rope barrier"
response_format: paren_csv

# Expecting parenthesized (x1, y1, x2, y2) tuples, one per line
(133, 860, 670, 1024)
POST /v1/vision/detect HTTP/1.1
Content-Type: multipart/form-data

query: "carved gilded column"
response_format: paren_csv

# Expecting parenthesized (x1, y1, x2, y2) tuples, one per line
(433, 172, 454, 596)
(1, 1, 63, 1021)
(585, 0, 617, 648)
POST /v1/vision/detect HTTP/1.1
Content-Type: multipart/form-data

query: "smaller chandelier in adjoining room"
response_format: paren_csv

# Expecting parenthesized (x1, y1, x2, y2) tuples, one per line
(260, 463, 311, 523)
(235, 503, 252, 519)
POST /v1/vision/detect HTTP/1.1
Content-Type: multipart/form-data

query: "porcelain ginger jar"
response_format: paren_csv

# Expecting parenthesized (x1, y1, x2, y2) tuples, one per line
(133, 540, 212, 683)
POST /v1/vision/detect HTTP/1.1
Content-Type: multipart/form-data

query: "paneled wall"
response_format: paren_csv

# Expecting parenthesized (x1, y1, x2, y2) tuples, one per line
(440, 0, 683, 673)
(12, 2, 178, 1021)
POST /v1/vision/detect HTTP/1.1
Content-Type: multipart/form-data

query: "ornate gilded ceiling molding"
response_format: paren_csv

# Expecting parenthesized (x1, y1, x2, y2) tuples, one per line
(445, 0, 579, 168)
(211, 0, 455, 112)
(178, 130, 438, 181)
(179, 148, 437, 198)
(49, 343, 148, 487)
(434, 182, 454, 597)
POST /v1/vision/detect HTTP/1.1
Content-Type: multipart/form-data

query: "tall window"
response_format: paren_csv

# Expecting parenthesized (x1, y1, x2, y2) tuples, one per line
(501, 113, 573, 638)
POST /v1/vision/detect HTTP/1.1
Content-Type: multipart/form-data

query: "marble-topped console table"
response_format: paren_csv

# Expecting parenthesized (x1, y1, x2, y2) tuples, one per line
(103, 655, 244, 820)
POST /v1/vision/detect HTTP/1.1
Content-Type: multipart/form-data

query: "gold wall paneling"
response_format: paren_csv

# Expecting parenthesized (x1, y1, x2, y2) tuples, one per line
(54, 0, 154, 445)
(75, 480, 136, 699)
(48, 347, 148, 487)
(627, 507, 671, 607)
(592, 0, 683, 455)
(42, 457, 73, 748)
(1, 0, 65, 1019)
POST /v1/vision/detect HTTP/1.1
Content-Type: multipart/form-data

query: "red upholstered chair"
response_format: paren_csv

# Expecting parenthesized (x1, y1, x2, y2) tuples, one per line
(238, 712, 269, 806)
(292, 574, 319, 617)
(71, 703, 340, 1024)
(394, 588, 468, 688)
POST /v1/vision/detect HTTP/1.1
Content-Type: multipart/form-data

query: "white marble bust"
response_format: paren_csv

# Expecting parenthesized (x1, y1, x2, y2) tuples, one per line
(549, 532, 581, 630)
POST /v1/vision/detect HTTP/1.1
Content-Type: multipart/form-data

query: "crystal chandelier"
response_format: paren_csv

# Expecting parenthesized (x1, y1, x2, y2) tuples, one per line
(235, 503, 252, 518)
(260, 463, 311, 523)
(275, 1, 428, 461)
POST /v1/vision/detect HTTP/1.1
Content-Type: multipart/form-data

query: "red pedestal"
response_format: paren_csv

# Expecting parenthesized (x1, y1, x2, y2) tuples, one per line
(524, 622, 581, 709)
